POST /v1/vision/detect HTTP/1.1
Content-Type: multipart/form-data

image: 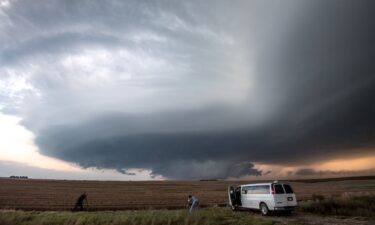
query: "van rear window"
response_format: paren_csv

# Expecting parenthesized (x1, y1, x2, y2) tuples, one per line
(283, 184, 294, 193)
(273, 184, 285, 194)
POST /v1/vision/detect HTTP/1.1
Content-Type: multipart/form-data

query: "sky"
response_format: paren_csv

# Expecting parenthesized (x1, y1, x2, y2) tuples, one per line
(0, 0, 375, 180)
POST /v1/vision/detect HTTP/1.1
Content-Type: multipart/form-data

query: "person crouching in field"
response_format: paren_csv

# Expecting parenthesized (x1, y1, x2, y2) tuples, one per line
(187, 195, 199, 213)
(73, 192, 88, 211)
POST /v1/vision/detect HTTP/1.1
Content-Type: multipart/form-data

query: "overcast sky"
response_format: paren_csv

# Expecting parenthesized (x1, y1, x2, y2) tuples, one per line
(1, 0, 375, 180)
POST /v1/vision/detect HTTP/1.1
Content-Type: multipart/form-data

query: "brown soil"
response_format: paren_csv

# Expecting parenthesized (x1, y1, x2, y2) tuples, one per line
(0, 178, 374, 211)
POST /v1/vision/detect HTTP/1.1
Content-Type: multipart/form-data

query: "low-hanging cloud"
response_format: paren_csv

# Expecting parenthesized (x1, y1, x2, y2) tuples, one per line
(295, 168, 375, 177)
(1, 0, 375, 179)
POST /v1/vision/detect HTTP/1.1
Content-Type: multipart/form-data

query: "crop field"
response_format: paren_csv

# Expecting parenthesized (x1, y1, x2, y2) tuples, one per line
(0, 177, 375, 211)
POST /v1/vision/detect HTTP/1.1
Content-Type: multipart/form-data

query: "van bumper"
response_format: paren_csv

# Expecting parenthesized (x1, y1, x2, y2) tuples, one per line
(273, 206, 296, 211)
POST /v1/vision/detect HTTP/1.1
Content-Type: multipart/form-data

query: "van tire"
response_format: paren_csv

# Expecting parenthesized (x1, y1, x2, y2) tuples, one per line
(260, 203, 269, 216)
(231, 205, 237, 211)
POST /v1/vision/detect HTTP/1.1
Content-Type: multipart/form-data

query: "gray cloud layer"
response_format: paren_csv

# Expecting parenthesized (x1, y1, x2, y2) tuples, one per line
(1, 0, 375, 179)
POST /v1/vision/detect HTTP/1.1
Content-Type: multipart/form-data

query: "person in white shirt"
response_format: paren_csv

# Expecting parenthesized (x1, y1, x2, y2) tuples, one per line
(187, 195, 199, 213)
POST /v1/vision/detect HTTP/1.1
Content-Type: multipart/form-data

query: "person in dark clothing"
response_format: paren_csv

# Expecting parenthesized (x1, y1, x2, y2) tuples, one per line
(73, 192, 88, 211)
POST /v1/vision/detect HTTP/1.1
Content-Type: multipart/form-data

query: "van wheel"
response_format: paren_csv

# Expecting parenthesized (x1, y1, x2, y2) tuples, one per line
(260, 203, 269, 216)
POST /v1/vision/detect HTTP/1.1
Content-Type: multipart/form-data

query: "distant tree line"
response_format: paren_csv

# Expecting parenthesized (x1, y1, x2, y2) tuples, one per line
(9, 176, 28, 179)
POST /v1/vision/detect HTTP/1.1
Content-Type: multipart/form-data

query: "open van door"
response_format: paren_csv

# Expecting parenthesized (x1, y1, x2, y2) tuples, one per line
(228, 186, 236, 210)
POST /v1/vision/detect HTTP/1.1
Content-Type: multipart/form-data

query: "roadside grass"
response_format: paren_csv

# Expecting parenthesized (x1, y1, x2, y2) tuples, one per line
(299, 195, 375, 217)
(0, 208, 277, 225)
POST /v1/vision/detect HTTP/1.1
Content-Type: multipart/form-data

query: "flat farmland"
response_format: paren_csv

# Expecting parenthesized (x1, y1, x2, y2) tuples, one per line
(0, 177, 375, 211)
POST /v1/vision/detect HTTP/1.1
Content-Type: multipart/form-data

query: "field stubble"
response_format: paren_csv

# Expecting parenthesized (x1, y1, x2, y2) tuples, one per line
(0, 178, 374, 211)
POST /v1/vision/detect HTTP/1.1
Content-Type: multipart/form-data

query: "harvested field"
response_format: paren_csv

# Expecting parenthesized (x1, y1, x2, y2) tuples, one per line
(0, 177, 375, 211)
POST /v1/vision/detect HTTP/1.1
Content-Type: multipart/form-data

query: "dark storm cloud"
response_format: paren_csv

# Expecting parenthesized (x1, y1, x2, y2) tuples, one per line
(35, 109, 266, 179)
(1, 0, 375, 179)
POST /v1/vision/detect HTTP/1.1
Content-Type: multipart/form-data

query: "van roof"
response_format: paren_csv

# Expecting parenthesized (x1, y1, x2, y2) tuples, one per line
(240, 183, 272, 187)
(240, 182, 287, 187)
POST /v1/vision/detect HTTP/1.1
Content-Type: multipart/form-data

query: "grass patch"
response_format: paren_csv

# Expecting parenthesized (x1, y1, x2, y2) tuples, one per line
(0, 208, 276, 225)
(299, 195, 375, 217)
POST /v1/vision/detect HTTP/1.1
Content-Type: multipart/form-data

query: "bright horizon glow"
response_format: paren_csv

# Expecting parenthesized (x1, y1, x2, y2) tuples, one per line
(317, 156, 375, 171)
(0, 112, 82, 172)
(252, 155, 375, 180)
(0, 112, 162, 180)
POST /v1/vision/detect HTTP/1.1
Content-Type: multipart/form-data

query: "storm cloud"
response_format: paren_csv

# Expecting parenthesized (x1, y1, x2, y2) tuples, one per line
(295, 168, 375, 177)
(1, 0, 375, 179)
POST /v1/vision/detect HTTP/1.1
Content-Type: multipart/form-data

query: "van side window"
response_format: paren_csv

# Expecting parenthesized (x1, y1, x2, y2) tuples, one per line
(247, 186, 255, 194)
(272, 184, 285, 194)
(252, 185, 270, 194)
(242, 185, 270, 194)
(242, 186, 248, 194)
(283, 184, 294, 193)
(242, 186, 255, 194)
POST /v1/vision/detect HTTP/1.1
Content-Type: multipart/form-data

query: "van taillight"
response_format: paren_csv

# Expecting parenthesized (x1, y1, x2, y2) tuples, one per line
(271, 185, 275, 194)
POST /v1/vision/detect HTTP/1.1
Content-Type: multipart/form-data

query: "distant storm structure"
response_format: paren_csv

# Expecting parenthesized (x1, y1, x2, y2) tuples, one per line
(0, 0, 375, 180)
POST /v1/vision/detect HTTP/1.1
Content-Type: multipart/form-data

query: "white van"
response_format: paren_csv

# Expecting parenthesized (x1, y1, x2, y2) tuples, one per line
(228, 182, 297, 215)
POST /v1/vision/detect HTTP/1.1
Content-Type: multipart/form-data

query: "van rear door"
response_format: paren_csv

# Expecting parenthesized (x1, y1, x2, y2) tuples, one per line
(272, 183, 286, 208)
(282, 184, 297, 207)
